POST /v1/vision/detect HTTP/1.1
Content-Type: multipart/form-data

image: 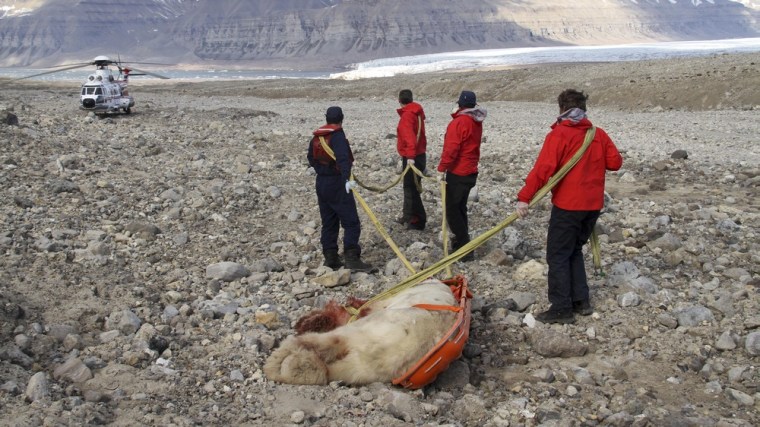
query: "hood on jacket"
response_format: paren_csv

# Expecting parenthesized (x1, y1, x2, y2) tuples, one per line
(552, 117, 592, 130)
(453, 106, 487, 123)
(397, 101, 426, 120)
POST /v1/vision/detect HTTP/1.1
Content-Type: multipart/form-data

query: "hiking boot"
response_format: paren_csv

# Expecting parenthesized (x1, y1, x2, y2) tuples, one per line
(452, 239, 474, 261)
(322, 249, 343, 270)
(344, 248, 376, 273)
(573, 300, 594, 316)
(406, 222, 425, 231)
(535, 308, 575, 324)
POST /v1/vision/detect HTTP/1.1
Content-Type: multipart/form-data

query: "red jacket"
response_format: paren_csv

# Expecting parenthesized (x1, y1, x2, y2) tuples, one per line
(437, 106, 487, 176)
(396, 102, 427, 158)
(518, 117, 622, 210)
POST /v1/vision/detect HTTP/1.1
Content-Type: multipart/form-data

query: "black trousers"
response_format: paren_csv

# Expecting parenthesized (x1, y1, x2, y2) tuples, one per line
(546, 206, 600, 310)
(401, 154, 427, 226)
(444, 172, 477, 247)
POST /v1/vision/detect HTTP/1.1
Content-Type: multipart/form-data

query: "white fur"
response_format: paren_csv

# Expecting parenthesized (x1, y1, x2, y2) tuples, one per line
(264, 279, 457, 385)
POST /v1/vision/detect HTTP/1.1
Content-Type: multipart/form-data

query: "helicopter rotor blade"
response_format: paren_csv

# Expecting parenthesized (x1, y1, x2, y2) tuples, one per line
(12, 63, 92, 80)
(124, 61, 172, 66)
(125, 66, 170, 79)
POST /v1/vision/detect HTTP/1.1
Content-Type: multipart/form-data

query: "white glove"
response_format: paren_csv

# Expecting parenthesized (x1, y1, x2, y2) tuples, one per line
(407, 158, 415, 166)
(516, 201, 529, 218)
(345, 180, 357, 193)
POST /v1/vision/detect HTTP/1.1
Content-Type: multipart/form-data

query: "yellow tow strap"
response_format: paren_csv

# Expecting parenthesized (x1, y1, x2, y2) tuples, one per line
(319, 136, 416, 274)
(347, 127, 602, 321)
(317, 128, 604, 320)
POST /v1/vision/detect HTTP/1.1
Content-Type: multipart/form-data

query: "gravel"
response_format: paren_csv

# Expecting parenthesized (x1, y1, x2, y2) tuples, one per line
(0, 51, 758, 426)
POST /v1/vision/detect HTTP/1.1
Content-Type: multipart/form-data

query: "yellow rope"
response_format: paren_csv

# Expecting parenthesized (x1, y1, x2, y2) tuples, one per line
(317, 129, 604, 320)
(318, 136, 415, 273)
(352, 187, 416, 274)
(348, 127, 601, 321)
(590, 229, 603, 277)
(354, 165, 408, 193)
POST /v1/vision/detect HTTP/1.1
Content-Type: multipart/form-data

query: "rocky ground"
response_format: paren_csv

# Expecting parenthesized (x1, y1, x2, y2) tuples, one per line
(0, 52, 759, 426)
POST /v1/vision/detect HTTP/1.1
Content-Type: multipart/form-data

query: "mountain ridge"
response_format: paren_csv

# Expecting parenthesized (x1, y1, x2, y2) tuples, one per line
(0, 0, 758, 69)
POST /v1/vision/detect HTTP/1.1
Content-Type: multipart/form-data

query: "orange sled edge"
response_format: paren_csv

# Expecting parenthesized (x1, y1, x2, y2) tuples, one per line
(392, 275, 473, 390)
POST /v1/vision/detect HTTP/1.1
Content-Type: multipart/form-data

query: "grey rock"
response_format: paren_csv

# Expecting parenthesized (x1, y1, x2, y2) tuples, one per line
(0, 344, 34, 368)
(506, 291, 537, 312)
(607, 261, 640, 286)
(230, 370, 245, 382)
(312, 269, 351, 288)
(99, 330, 120, 343)
(14, 334, 31, 351)
(25, 372, 49, 402)
(161, 305, 180, 323)
(715, 331, 737, 351)
(250, 257, 284, 273)
(745, 331, 760, 356)
(0, 381, 20, 395)
(627, 276, 658, 294)
(657, 313, 678, 329)
(618, 291, 641, 307)
(53, 357, 93, 383)
(501, 227, 528, 259)
(377, 389, 421, 423)
(50, 179, 80, 194)
(47, 323, 79, 342)
(124, 222, 162, 239)
(646, 232, 682, 251)
(725, 388, 754, 406)
(106, 309, 142, 335)
(531, 330, 588, 358)
(676, 305, 715, 327)
(206, 261, 250, 282)
(716, 218, 740, 232)
(450, 393, 488, 425)
(723, 267, 750, 281)
(532, 367, 555, 382)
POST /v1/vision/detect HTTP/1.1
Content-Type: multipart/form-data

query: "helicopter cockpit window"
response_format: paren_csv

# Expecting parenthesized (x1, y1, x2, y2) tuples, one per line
(95, 87, 103, 95)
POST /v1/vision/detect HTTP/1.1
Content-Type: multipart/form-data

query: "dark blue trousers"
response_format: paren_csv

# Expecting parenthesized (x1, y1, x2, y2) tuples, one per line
(546, 206, 600, 310)
(316, 175, 361, 252)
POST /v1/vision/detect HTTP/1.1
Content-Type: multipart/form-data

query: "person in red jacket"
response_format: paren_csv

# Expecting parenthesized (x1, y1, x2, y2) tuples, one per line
(438, 90, 487, 261)
(516, 89, 623, 324)
(396, 89, 427, 230)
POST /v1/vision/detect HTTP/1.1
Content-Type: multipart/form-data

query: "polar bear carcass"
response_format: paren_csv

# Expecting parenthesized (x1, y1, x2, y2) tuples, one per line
(264, 279, 458, 386)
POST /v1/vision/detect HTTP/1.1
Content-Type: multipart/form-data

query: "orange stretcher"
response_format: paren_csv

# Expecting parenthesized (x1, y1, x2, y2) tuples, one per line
(392, 275, 473, 389)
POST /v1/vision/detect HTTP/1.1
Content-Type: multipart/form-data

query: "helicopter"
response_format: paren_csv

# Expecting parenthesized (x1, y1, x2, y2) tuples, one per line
(15, 55, 169, 114)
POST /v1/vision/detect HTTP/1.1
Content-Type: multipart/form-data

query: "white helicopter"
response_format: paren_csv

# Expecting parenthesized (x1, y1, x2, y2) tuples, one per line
(17, 55, 169, 114)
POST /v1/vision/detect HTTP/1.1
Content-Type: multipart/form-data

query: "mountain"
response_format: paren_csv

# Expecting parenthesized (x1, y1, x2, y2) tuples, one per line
(0, 0, 758, 69)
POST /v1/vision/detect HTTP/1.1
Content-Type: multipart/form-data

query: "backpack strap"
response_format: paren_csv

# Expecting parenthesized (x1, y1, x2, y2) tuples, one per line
(416, 116, 422, 143)
(318, 136, 336, 160)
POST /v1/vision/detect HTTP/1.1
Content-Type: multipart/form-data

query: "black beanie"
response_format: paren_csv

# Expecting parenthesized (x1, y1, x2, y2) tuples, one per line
(325, 106, 344, 124)
(457, 90, 477, 108)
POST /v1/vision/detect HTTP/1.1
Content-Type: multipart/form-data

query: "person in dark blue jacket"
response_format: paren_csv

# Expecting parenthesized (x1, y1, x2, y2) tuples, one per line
(307, 106, 374, 272)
